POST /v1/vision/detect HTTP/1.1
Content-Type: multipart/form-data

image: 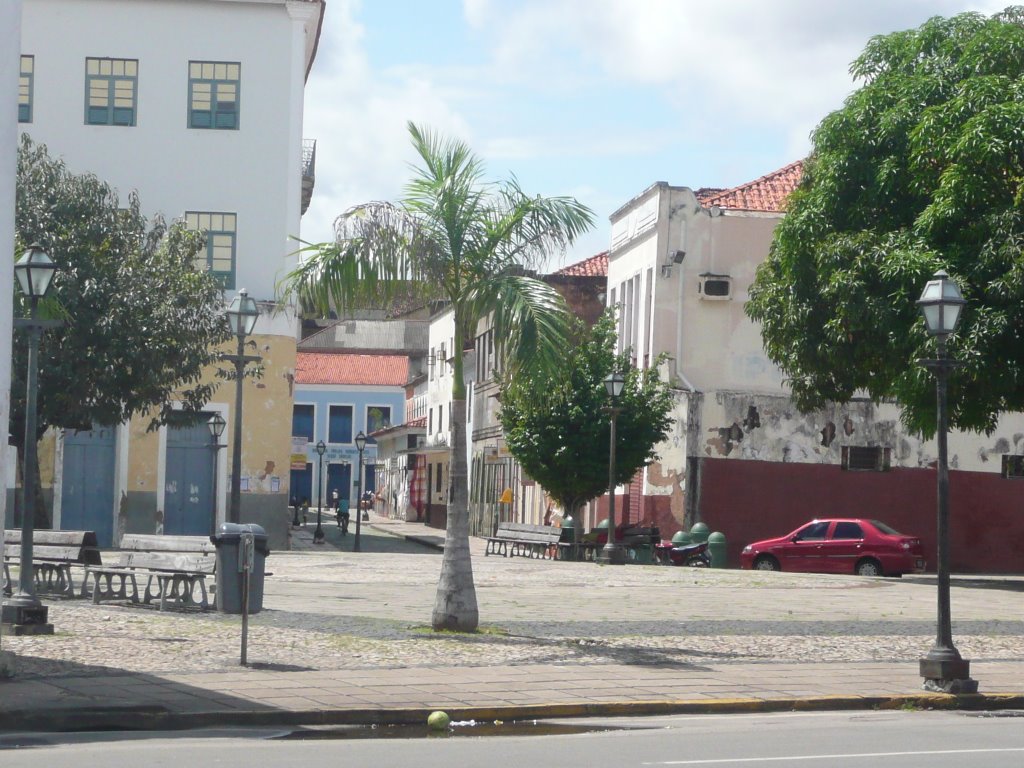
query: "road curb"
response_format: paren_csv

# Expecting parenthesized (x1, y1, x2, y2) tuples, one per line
(3, 693, 1023, 734)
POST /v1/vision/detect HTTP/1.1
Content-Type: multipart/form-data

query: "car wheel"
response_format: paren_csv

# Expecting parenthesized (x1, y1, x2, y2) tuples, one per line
(753, 555, 779, 572)
(855, 559, 883, 577)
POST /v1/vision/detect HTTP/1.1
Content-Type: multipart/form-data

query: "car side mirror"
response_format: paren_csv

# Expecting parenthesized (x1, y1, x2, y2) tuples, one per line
(791, 535, 801, 543)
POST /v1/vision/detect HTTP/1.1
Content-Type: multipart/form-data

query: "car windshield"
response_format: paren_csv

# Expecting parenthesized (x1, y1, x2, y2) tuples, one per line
(871, 520, 903, 536)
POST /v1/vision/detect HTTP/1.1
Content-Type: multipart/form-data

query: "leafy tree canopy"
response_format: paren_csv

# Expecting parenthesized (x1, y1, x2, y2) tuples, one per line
(746, 7, 1024, 436)
(13, 135, 232, 446)
(498, 311, 674, 522)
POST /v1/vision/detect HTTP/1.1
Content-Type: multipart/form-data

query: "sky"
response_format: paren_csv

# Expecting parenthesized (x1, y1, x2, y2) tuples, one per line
(301, 0, 1008, 272)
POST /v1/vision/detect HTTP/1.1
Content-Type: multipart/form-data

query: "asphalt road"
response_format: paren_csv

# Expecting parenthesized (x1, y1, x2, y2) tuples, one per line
(2, 711, 1022, 767)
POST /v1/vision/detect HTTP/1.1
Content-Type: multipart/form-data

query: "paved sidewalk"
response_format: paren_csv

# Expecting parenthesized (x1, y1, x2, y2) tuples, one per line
(1, 512, 1022, 732)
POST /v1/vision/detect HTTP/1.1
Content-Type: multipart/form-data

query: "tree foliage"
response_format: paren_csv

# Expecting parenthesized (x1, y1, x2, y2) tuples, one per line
(13, 135, 231, 451)
(498, 311, 674, 522)
(746, 7, 1024, 436)
(281, 122, 594, 631)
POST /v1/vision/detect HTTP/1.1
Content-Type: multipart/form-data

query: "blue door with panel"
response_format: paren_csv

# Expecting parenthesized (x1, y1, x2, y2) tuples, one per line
(61, 426, 116, 546)
(326, 462, 351, 509)
(164, 419, 215, 536)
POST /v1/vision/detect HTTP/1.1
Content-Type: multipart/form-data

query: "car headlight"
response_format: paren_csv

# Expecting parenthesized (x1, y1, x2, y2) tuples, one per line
(742, 545, 752, 553)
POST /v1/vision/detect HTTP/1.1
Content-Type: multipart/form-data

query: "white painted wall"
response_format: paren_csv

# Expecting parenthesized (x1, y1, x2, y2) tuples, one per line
(19, 0, 318, 301)
(1, 0, 21, 667)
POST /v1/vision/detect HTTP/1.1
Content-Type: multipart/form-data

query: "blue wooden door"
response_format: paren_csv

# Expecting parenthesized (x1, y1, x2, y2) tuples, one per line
(290, 464, 312, 506)
(61, 426, 116, 546)
(165, 419, 215, 536)
(326, 462, 351, 507)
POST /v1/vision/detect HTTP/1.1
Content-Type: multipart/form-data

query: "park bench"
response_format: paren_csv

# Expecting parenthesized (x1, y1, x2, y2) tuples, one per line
(3, 529, 101, 598)
(485, 522, 563, 560)
(83, 534, 216, 611)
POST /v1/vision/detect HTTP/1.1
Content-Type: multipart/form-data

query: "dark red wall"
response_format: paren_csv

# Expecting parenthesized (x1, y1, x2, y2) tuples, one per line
(696, 458, 1024, 574)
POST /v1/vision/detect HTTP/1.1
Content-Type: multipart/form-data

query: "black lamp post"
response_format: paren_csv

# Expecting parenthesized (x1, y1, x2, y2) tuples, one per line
(916, 269, 977, 694)
(2, 244, 61, 635)
(224, 289, 260, 525)
(314, 440, 326, 544)
(207, 413, 226, 536)
(598, 371, 626, 565)
(354, 431, 366, 552)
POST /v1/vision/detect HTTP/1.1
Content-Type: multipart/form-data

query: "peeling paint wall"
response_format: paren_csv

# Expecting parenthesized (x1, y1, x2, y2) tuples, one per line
(699, 390, 1024, 475)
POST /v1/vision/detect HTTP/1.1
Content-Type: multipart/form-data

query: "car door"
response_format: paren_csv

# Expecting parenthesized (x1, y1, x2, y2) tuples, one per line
(776, 521, 830, 571)
(822, 521, 864, 573)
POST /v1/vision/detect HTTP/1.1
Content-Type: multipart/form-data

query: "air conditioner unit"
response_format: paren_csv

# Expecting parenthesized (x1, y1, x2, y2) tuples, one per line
(698, 273, 732, 300)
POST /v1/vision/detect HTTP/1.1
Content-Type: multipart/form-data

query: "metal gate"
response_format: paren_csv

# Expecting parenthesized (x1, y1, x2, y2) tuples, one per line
(61, 425, 116, 546)
(164, 418, 216, 536)
(469, 455, 517, 537)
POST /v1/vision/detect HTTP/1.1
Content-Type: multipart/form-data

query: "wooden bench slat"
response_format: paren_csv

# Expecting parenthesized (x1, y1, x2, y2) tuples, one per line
(485, 522, 564, 559)
(119, 534, 215, 554)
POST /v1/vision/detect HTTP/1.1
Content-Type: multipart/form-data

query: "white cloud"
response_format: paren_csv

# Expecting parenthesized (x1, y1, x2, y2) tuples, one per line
(301, 0, 1012, 265)
(300, 0, 473, 245)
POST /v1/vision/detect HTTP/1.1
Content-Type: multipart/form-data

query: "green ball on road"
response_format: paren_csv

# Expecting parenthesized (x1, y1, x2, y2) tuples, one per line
(427, 711, 450, 730)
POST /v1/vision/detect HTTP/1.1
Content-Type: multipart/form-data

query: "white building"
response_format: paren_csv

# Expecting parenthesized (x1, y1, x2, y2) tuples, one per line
(17, 0, 324, 548)
(608, 164, 1024, 573)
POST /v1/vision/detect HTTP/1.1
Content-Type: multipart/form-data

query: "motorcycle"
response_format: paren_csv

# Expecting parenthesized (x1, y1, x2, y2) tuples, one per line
(667, 540, 712, 567)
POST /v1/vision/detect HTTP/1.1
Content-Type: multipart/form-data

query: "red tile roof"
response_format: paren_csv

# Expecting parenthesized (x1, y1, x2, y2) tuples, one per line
(553, 251, 608, 277)
(296, 353, 409, 386)
(701, 161, 803, 213)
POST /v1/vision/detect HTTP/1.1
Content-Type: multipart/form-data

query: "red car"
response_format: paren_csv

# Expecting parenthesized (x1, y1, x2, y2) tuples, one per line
(740, 518, 926, 577)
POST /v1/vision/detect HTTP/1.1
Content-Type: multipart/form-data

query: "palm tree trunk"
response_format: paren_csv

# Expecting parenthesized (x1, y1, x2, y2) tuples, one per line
(431, 396, 479, 631)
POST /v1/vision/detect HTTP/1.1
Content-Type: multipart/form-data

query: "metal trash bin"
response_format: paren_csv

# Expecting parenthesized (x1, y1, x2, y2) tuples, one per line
(211, 523, 269, 614)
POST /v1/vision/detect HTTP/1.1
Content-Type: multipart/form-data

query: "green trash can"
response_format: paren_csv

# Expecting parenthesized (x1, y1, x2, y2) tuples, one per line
(559, 517, 577, 561)
(708, 531, 727, 569)
(630, 543, 653, 565)
(690, 522, 710, 544)
(671, 530, 691, 546)
(211, 523, 270, 614)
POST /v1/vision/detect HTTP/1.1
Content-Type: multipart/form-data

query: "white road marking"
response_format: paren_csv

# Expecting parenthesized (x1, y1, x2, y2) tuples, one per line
(648, 747, 1024, 765)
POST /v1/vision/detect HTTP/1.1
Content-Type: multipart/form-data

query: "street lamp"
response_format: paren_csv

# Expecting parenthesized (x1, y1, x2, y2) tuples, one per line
(224, 289, 260, 524)
(354, 431, 366, 552)
(2, 244, 61, 635)
(598, 371, 626, 565)
(916, 269, 977, 694)
(314, 440, 326, 544)
(207, 413, 227, 536)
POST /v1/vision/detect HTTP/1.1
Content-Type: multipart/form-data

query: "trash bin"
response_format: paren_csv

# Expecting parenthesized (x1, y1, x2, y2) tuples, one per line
(689, 522, 710, 544)
(708, 531, 728, 569)
(559, 517, 577, 561)
(671, 530, 692, 546)
(629, 543, 653, 565)
(211, 523, 270, 614)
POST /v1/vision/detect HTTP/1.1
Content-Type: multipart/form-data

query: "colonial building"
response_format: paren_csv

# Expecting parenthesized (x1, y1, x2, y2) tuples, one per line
(291, 352, 408, 514)
(17, 0, 324, 548)
(607, 163, 1024, 573)
(467, 253, 609, 535)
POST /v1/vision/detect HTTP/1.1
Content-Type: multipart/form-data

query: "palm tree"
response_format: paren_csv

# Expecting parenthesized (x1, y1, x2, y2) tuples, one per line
(281, 122, 594, 630)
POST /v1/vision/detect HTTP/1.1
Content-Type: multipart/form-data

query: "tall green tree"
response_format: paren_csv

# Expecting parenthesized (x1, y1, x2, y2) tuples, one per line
(747, 7, 1024, 436)
(14, 136, 231, 525)
(498, 311, 674, 530)
(281, 122, 594, 631)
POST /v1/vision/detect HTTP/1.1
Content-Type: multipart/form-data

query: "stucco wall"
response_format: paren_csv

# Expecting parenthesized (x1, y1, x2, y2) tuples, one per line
(698, 457, 1024, 574)
(19, 0, 310, 299)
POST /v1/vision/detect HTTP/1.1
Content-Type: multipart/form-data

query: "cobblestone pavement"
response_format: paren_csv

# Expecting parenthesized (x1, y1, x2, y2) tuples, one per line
(5, 518, 1023, 681)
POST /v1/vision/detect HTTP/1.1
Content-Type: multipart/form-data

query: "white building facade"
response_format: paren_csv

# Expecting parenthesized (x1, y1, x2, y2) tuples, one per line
(17, 0, 324, 548)
(608, 166, 1024, 573)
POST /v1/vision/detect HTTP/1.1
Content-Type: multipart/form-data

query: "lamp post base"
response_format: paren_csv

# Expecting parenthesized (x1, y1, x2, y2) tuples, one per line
(919, 657, 978, 694)
(596, 544, 626, 565)
(1, 603, 53, 635)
